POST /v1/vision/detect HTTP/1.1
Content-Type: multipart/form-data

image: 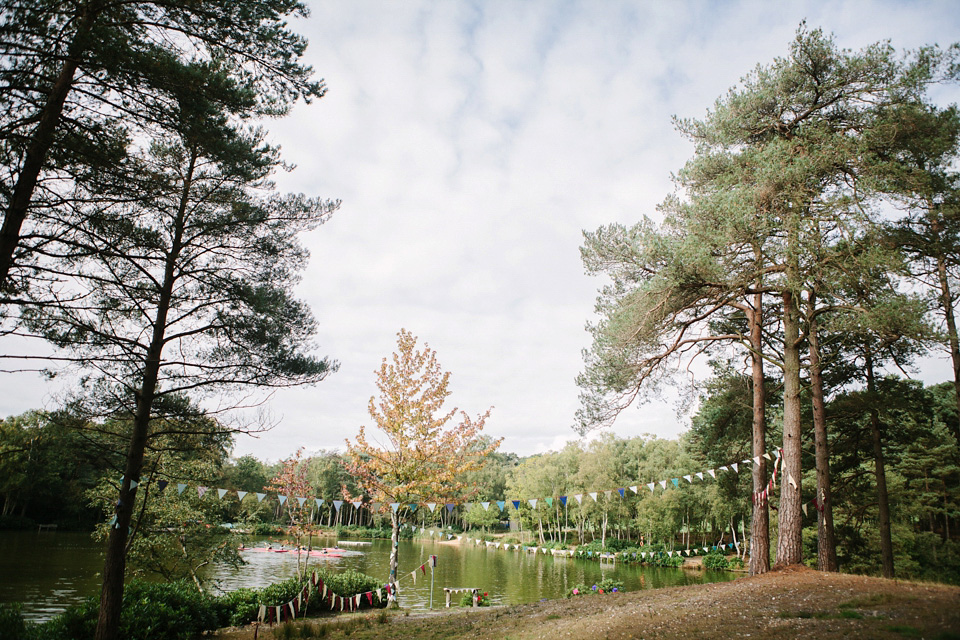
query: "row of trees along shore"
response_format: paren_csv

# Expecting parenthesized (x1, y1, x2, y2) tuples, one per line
(577, 26, 960, 578)
(3, 373, 958, 586)
(0, 2, 338, 639)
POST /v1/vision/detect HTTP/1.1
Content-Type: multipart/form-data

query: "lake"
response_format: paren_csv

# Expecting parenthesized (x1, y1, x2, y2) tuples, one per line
(0, 530, 737, 622)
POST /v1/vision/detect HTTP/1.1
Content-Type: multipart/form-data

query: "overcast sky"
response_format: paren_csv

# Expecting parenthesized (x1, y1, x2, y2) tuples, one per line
(5, 1, 960, 461)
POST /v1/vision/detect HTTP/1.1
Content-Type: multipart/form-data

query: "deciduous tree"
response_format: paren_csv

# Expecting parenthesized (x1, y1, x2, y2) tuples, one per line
(344, 329, 498, 606)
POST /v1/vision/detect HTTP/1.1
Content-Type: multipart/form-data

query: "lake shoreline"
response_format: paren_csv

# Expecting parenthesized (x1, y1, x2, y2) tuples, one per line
(213, 564, 960, 640)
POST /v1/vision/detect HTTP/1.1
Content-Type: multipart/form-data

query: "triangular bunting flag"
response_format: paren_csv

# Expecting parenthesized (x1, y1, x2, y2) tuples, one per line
(427, 503, 437, 512)
(629, 486, 638, 494)
(390, 502, 399, 513)
(731, 463, 739, 473)
(559, 495, 567, 506)
(574, 494, 583, 504)
(605, 490, 612, 499)
(256, 492, 266, 502)
(333, 500, 343, 511)
(236, 491, 247, 501)
(753, 456, 761, 465)
(298, 497, 308, 507)
(696, 472, 704, 480)
(671, 478, 679, 487)
(278, 495, 287, 506)
(157, 480, 168, 492)
(528, 499, 538, 509)
(589, 492, 598, 501)
(217, 488, 227, 500)
(545, 497, 553, 507)
(197, 486, 207, 498)
(445, 503, 455, 513)
(351, 500, 361, 510)
(683, 475, 692, 483)
(659, 480, 667, 489)
(719, 465, 728, 472)
(802, 503, 808, 516)
(482, 502, 490, 510)
(497, 501, 506, 512)
(708, 469, 716, 479)
(647, 483, 655, 492)
(763, 452, 773, 461)
(512, 500, 521, 510)
(315, 498, 324, 508)
(618, 488, 625, 497)
(788, 473, 798, 489)
(409, 504, 417, 512)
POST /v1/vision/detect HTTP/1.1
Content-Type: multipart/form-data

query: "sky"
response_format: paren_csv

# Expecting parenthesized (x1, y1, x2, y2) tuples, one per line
(5, 0, 960, 461)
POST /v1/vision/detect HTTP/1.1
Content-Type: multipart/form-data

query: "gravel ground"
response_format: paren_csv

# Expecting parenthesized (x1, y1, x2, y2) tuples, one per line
(216, 565, 960, 640)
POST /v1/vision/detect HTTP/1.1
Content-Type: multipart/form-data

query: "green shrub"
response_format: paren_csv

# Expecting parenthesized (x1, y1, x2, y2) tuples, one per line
(0, 603, 27, 639)
(702, 552, 730, 570)
(458, 591, 490, 606)
(567, 578, 626, 597)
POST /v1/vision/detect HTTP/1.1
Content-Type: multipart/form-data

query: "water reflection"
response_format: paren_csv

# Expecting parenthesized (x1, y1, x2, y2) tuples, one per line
(0, 531, 736, 622)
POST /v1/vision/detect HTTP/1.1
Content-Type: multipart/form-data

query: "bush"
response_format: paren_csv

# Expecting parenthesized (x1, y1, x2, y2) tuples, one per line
(702, 552, 730, 570)
(567, 578, 625, 597)
(458, 591, 490, 606)
(0, 603, 27, 639)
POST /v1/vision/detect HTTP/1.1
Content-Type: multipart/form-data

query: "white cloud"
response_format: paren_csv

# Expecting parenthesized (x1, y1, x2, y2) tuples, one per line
(4, 1, 959, 462)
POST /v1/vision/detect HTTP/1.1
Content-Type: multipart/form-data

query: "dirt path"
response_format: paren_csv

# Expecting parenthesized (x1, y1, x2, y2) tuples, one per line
(217, 565, 960, 639)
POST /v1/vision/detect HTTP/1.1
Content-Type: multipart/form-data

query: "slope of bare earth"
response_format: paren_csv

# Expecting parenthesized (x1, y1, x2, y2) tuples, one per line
(216, 565, 960, 640)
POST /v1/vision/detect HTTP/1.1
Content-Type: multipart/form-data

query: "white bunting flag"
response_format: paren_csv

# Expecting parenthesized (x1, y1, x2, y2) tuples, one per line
(217, 488, 227, 500)
(629, 486, 638, 494)
(696, 472, 704, 480)
(574, 494, 583, 504)
(605, 490, 612, 499)
(315, 498, 324, 508)
(659, 480, 667, 489)
(237, 491, 247, 501)
(482, 502, 490, 510)
(668, 550, 674, 557)
(350, 500, 361, 510)
(333, 500, 343, 511)
(177, 483, 187, 495)
(411, 570, 417, 584)
(355, 594, 361, 608)
(788, 473, 798, 489)
(731, 463, 739, 473)
(299, 497, 309, 507)
(708, 469, 716, 479)
(683, 475, 692, 483)
(685, 550, 691, 556)
(753, 456, 761, 466)
(390, 503, 399, 513)
(763, 452, 773, 461)
(529, 499, 538, 508)
(802, 503, 808, 516)
(278, 495, 287, 506)
(647, 482, 655, 492)
(719, 465, 729, 473)
(256, 492, 266, 502)
(427, 503, 437, 512)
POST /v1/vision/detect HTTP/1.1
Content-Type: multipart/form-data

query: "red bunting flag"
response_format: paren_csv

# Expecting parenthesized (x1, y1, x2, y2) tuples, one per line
(420, 563, 427, 574)
(366, 592, 373, 605)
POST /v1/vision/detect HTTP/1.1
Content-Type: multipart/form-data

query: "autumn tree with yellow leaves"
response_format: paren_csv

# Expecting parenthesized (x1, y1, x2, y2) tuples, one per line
(345, 329, 499, 605)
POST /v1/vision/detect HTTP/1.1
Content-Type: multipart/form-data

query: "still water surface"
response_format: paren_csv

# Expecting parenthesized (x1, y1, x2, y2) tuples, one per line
(0, 531, 736, 622)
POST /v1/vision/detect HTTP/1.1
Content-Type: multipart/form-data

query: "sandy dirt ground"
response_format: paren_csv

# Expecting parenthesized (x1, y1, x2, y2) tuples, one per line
(215, 565, 960, 640)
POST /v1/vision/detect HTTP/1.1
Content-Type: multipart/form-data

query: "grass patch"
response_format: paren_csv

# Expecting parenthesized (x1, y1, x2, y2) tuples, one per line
(885, 625, 922, 637)
(839, 593, 901, 609)
(545, 614, 561, 620)
(838, 610, 864, 619)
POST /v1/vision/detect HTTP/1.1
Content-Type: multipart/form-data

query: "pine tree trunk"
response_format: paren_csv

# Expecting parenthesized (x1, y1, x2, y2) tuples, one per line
(865, 346, 895, 578)
(807, 298, 838, 571)
(95, 151, 196, 640)
(776, 288, 804, 568)
(748, 289, 770, 576)
(935, 250, 960, 446)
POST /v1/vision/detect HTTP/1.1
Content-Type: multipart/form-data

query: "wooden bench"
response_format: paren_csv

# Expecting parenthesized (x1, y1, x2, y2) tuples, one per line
(443, 587, 480, 607)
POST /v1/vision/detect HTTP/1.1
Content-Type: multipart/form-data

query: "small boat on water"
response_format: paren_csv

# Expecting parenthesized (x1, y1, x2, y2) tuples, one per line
(240, 547, 351, 558)
(336, 540, 372, 546)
